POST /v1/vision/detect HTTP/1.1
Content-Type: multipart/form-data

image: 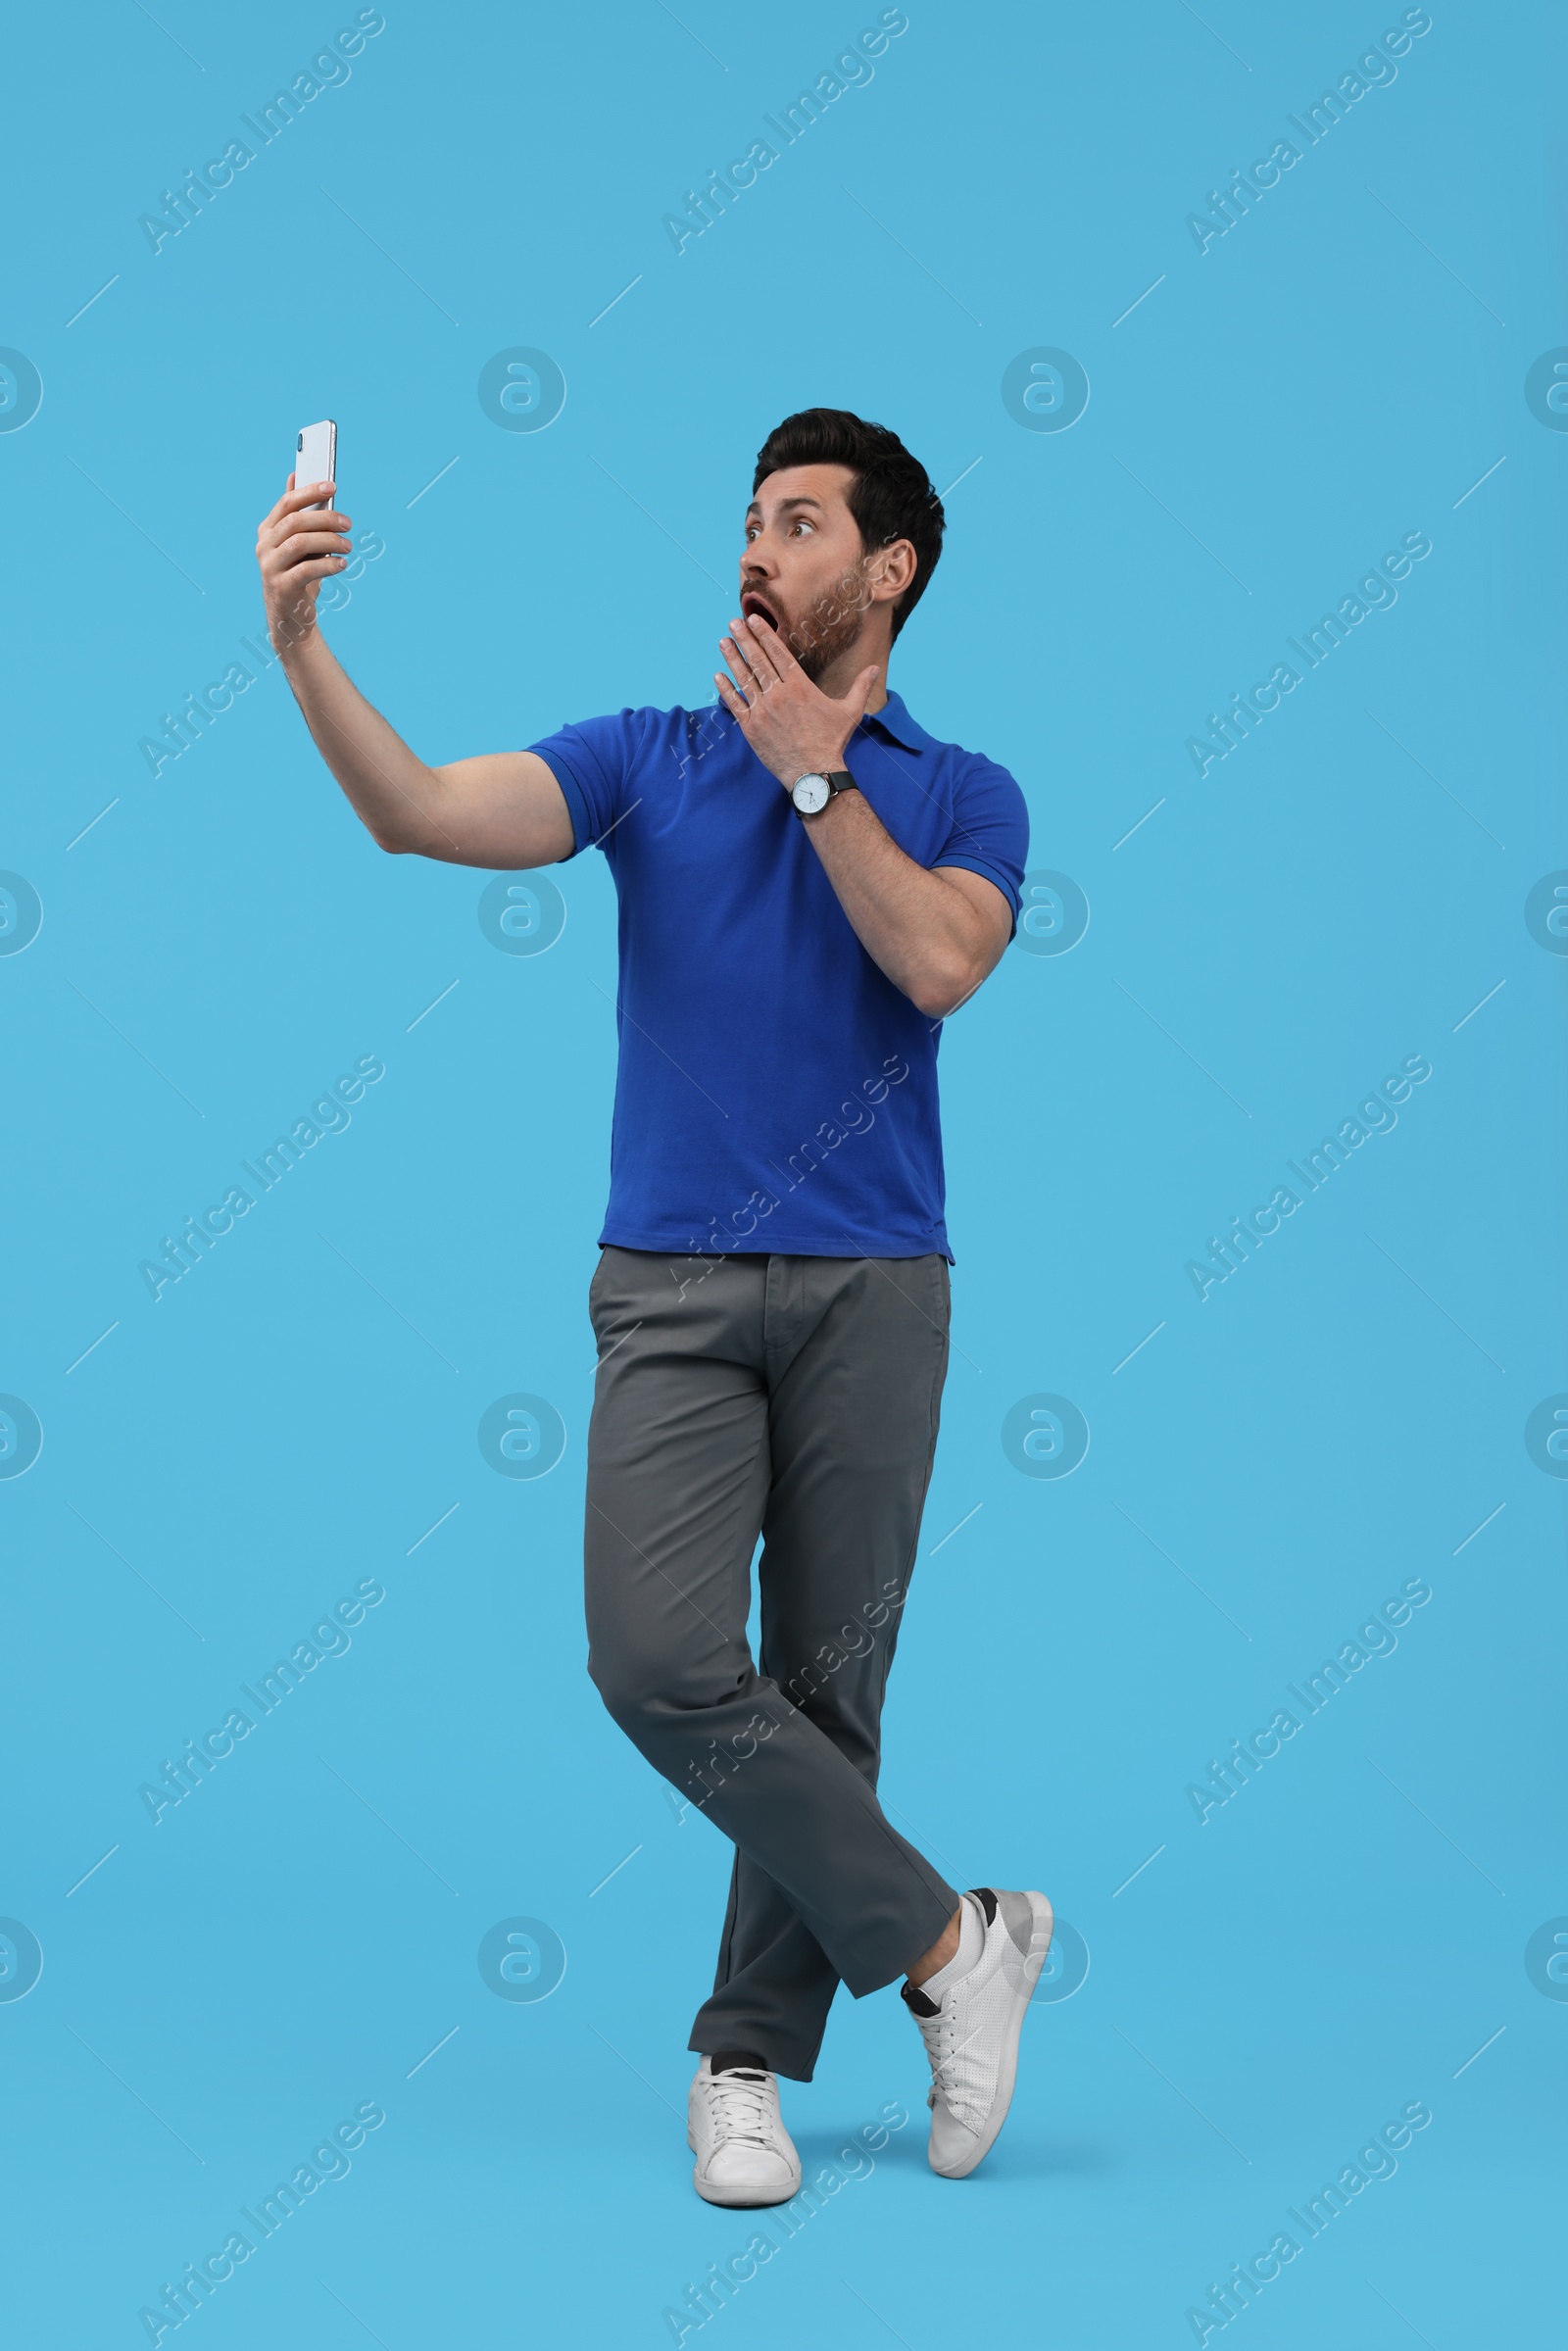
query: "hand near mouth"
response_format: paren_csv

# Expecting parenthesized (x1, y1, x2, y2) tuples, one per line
(715, 612, 879, 790)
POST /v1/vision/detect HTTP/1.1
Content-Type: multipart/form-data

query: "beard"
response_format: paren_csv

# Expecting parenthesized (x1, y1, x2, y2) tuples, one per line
(779, 561, 874, 681)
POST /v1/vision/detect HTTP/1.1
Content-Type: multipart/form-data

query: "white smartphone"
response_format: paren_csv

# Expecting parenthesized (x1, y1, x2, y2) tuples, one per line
(295, 418, 337, 509)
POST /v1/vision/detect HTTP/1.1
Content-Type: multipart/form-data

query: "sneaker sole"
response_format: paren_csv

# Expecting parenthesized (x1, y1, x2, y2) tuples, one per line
(931, 1889, 1054, 2180)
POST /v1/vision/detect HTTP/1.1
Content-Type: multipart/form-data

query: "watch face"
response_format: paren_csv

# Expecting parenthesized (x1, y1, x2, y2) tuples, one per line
(792, 773, 831, 814)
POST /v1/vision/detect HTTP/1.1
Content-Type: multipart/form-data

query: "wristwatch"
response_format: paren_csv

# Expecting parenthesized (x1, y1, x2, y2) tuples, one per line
(791, 767, 857, 817)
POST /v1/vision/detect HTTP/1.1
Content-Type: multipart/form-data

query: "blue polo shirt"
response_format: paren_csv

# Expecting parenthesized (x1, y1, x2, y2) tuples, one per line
(528, 691, 1028, 1262)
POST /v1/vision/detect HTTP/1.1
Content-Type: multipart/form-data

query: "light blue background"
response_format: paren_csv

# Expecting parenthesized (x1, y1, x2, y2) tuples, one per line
(2, 2, 1562, 2344)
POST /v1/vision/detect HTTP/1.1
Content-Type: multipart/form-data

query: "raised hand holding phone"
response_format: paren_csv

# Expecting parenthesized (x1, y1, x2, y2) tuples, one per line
(255, 417, 351, 652)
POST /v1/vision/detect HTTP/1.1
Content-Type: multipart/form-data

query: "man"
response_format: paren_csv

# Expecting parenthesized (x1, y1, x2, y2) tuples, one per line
(255, 407, 1052, 2202)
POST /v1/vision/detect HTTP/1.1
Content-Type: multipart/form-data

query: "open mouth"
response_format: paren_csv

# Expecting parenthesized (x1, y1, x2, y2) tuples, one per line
(740, 591, 778, 632)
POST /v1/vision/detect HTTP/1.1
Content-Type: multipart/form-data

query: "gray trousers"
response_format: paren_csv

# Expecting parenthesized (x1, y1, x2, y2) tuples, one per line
(583, 1246, 959, 2082)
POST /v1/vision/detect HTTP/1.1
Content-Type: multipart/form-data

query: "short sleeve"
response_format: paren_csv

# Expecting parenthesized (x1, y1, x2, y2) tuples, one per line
(526, 710, 640, 857)
(931, 756, 1030, 930)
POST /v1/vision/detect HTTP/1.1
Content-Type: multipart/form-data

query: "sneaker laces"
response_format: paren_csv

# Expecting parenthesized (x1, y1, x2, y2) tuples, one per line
(912, 2003, 988, 2128)
(702, 2068, 780, 2150)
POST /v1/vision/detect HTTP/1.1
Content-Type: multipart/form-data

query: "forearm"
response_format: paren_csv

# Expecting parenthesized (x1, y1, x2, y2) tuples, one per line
(254, 472, 566, 864)
(279, 626, 457, 856)
(802, 789, 996, 1018)
(711, 612, 1008, 1017)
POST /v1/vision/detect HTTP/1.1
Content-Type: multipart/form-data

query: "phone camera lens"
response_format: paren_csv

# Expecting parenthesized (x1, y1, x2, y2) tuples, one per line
(296, 433, 304, 450)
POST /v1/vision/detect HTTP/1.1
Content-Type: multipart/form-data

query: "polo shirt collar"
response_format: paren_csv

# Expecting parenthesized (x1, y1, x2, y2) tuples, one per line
(861, 688, 932, 753)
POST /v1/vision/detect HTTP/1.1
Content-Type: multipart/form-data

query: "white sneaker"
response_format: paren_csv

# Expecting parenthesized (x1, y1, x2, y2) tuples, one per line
(902, 1886, 1054, 2178)
(687, 2057, 803, 2207)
